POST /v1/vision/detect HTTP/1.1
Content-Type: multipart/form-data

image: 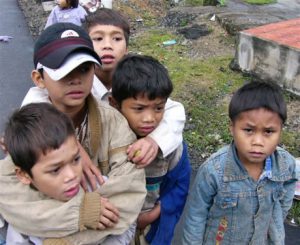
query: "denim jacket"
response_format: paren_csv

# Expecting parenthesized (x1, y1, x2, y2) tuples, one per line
(182, 143, 297, 245)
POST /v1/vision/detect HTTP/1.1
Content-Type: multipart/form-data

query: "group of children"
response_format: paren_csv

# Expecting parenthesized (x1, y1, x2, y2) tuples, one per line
(0, 5, 298, 245)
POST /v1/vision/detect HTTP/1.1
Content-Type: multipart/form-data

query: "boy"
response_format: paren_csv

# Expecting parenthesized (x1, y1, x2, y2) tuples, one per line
(1, 103, 82, 244)
(22, 8, 186, 179)
(110, 54, 191, 245)
(182, 81, 297, 245)
(1, 103, 138, 244)
(0, 22, 146, 243)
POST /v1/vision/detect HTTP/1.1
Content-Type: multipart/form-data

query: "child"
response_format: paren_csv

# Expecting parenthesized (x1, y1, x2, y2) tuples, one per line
(110, 54, 191, 245)
(45, 0, 87, 28)
(22, 8, 186, 181)
(1, 103, 139, 244)
(1, 103, 82, 244)
(182, 81, 297, 245)
(0, 22, 146, 243)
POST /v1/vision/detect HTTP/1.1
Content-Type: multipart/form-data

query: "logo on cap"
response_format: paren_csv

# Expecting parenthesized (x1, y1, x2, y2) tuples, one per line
(61, 30, 80, 39)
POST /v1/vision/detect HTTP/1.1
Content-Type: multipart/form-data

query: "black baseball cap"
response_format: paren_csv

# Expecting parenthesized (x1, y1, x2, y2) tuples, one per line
(33, 22, 101, 69)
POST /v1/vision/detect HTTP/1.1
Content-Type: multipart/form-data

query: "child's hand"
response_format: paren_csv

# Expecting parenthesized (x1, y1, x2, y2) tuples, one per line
(78, 142, 104, 191)
(98, 197, 120, 230)
(127, 136, 159, 168)
(137, 203, 161, 230)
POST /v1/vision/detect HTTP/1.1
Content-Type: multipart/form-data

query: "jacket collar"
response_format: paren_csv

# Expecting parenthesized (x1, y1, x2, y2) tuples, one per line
(223, 142, 292, 182)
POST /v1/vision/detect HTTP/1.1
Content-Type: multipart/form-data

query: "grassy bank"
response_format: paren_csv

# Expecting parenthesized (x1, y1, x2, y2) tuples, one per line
(130, 28, 300, 167)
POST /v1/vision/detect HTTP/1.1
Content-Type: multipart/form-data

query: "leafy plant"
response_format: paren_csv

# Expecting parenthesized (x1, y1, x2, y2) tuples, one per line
(287, 200, 300, 226)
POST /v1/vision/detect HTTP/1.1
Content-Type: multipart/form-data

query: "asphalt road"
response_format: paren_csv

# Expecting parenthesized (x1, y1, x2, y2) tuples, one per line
(0, 0, 33, 159)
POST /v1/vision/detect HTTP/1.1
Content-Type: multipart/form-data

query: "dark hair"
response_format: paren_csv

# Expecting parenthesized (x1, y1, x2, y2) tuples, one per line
(229, 81, 287, 123)
(67, 0, 79, 8)
(4, 103, 75, 177)
(112, 54, 173, 105)
(83, 8, 130, 46)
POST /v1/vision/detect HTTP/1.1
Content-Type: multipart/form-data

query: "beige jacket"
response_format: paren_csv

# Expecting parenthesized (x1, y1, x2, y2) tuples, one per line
(0, 96, 146, 243)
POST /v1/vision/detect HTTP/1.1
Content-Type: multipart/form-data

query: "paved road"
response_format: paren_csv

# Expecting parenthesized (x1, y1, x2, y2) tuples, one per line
(0, 0, 33, 158)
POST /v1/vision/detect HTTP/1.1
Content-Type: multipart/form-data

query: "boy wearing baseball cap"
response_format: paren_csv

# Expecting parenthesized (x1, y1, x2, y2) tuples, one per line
(22, 8, 186, 183)
(0, 23, 146, 244)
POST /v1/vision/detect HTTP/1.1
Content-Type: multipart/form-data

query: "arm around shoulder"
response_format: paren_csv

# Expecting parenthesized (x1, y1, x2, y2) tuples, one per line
(0, 156, 102, 238)
(95, 107, 147, 236)
(149, 98, 186, 157)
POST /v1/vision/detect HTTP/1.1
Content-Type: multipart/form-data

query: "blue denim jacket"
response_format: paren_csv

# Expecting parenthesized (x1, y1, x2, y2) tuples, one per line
(182, 143, 297, 245)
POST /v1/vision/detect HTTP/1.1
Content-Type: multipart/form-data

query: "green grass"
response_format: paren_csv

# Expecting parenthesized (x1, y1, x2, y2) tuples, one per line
(244, 0, 276, 4)
(287, 200, 300, 226)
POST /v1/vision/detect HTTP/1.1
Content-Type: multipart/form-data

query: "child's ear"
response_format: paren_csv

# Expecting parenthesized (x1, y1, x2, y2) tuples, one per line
(108, 96, 120, 110)
(31, 69, 46, 89)
(15, 167, 32, 185)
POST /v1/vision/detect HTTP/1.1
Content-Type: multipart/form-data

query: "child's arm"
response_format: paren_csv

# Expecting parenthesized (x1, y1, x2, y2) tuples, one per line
(44, 8, 57, 29)
(127, 99, 185, 167)
(148, 143, 191, 244)
(182, 162, 217, 245)
(137, 204, 161, 230)
(280, 157, 298, 219)
(0, 156, 118, 238)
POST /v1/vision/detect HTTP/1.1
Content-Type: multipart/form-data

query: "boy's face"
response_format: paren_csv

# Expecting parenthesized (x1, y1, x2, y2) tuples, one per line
(230, 108, 282, 167)
(34, 62, 94, 113)
(118, 94, 166, 137)
(88, 25, 128, 73)
(22, 136, 82, 202)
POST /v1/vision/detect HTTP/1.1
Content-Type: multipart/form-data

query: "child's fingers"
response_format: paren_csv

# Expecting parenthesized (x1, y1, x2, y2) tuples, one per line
(80, 175, 88, 192)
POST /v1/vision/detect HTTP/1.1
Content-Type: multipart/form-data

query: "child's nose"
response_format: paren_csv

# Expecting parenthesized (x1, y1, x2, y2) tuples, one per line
(252, 133, 264, 146)
(103, 38, 113, 49)
(66, 72, 82, 85)
(142, 112, 155, 122)
(64, 165, 77, 182)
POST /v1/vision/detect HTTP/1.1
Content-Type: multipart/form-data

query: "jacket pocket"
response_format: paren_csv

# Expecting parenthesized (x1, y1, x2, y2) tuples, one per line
(216, 194, 238, 209)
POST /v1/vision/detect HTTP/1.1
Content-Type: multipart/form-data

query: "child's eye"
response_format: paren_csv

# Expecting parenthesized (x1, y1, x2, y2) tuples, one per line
(92, 37, 103, 42)
(155, 106, 164, 112)
(113, 36, 123, 42)
(48, 167, 61, 175)
(243, 128, 253, 134)
(73, 155, 81, 165)
(131, 106, 144, 112)
(78, 63, 93, 73)
(265, 129, 275, 135)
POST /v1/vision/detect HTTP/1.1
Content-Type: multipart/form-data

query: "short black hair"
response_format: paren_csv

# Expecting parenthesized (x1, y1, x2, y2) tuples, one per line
(66, 0, 79, 8)
(83, 8, 130, 46)
(4, 103, 75, 177)
(112, 54, 173, 105)
(229, 81, 287, 123)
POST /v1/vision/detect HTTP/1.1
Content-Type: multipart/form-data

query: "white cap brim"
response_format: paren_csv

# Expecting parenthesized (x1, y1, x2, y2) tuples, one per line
(37, 52, 100, 81)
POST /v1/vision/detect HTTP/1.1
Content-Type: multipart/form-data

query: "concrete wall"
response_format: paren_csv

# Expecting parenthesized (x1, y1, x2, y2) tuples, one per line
(234, 32, 300, 96)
